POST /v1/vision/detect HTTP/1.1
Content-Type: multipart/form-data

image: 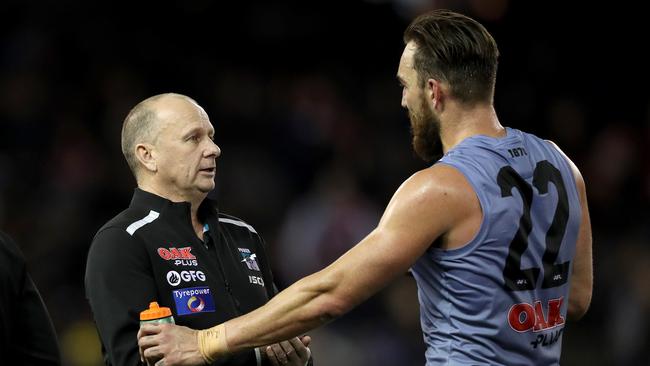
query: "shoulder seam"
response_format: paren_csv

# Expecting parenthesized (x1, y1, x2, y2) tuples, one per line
(218, 217, 257, 234)
(126, 210, 160, 235)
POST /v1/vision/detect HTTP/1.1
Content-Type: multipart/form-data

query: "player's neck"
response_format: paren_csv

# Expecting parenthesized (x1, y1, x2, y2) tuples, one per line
(439, 103, 505, 153)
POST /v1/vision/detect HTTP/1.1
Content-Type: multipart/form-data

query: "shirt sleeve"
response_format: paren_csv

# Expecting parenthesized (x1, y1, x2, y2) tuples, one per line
(0, 231, 61, 365)
(85, 227, 157, 366)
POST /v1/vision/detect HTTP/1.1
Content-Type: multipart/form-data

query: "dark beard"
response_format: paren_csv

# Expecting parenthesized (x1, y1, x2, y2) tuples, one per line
(409, 96, 442, 162)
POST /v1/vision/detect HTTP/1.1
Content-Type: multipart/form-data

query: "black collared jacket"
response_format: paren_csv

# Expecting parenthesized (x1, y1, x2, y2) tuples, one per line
(85, 189, 278, 366)
(0, 231, 61, 365)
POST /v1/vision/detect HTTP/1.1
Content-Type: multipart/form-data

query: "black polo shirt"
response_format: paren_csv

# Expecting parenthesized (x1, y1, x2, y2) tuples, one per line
(0, 231, 61, 365)
(85, 189, 277, 365)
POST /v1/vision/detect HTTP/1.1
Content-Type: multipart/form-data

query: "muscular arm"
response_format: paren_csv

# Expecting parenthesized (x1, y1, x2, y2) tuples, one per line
(566, 164, 593, 320)
(548, 141, 593, 320)
(223, 164, 470, 352)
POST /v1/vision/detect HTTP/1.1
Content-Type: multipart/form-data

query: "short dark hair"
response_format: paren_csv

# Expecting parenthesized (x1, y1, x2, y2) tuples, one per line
(404, 10, 499, 104)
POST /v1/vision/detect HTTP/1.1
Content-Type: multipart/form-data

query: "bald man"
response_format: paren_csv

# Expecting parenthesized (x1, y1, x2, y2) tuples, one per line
(85, 93, 311, 366)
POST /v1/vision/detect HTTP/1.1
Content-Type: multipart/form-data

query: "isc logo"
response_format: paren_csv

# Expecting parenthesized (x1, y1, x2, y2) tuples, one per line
(508, 297, 565, 332)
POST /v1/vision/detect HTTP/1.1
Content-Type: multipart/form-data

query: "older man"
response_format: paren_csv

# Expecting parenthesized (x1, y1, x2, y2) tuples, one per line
(85, 93, 311, 366)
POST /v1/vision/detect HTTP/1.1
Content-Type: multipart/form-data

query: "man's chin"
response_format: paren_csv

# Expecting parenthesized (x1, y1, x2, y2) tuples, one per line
(196, 182, 216, 194)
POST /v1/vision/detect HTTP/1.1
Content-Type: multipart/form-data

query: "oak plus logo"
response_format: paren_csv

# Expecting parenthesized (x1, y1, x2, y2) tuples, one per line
(157, 247, 198, 266)
(508, 297, 566, 349)
(166, 270, 206, 287)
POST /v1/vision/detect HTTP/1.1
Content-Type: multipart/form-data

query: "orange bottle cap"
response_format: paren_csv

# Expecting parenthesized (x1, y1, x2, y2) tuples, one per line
(140, 301, 172, 321)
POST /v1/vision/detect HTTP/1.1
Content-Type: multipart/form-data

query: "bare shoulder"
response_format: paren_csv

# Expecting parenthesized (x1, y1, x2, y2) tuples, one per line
(399, 163, 475, 201)
(381, 163, 477, 233)
(545, 140, 585, 190)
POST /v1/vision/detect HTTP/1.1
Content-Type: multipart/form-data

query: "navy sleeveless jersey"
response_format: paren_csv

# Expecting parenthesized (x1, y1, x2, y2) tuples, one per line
(410, 127, 582, 365)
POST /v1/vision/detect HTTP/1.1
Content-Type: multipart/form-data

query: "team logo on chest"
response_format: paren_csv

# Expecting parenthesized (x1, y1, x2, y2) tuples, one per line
(238, 248, 260, 271)
(157, 247, 199, 266)
(172, 286, 216, 316)
(166, 270, 206, 286)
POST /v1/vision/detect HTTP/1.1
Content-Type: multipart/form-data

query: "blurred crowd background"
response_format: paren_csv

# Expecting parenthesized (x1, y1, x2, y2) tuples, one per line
(1, 0, 648, 365)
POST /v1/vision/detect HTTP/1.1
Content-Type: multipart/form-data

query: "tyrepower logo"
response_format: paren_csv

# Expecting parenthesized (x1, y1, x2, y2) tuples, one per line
(172, 286, 216, 316)
(166, 270, 206, 287)
(157, 247, 198, 266)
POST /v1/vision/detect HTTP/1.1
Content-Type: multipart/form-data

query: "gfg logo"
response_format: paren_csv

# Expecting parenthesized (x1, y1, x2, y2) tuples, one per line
(166, 270, 206, 286)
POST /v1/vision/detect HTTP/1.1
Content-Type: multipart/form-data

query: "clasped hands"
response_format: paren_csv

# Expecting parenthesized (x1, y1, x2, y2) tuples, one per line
(138, 323, 311, 366)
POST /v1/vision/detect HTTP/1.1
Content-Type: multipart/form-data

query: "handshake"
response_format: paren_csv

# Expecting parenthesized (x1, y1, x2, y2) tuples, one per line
(138, 303, 311, 366)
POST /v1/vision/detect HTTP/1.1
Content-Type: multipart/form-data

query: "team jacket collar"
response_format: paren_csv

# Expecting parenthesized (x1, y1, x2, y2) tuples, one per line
(129, 188, 220, 225)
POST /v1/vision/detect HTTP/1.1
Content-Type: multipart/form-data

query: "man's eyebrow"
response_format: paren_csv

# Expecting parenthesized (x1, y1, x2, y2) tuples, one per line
(181, 126, 202, 137)
(397, 75, 407, 85)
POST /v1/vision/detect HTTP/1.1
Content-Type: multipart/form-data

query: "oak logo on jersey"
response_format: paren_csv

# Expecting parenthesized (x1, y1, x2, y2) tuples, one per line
(508, 297, 565, 333)
(157, 247, 198, 266)
(172, 286, 216, 316)
(238, 248, 260, 271)
(166, 270, 206, 287)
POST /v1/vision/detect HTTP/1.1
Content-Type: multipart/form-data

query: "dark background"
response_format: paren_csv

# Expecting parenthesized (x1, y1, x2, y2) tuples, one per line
(1, 1, 648, 365)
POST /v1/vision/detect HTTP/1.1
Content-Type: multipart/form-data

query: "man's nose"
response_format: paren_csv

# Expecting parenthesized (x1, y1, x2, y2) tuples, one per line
(205, 139, 221, 158)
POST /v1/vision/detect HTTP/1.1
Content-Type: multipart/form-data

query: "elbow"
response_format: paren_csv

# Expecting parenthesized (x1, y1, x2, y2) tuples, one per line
(322, 295, 353, 319)
(311, 295, 351, 324)
(567, 293, 591, 321)
(303, 273, 354, 323)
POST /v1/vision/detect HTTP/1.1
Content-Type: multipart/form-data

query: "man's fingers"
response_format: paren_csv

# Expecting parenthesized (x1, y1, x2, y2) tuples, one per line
(266, 346, 280, 366)
(139, 323, 163, 337)
(142, 345, 163, 365)
(299, 335, 311, 347)
(279, 340, 294, 356)
(139, 334, 159, 364)
(269, 343, 289, 365)
(289, 337, 310, 361)
(280, 340, 301, 364)
(138, 334, 162, 350)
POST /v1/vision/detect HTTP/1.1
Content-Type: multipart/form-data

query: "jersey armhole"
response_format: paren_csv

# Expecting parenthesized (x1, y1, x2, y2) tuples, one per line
(431, 161, 490, 259)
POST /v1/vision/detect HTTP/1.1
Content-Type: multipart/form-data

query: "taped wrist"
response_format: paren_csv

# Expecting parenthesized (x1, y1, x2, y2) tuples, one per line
(197, 323, 229, 364)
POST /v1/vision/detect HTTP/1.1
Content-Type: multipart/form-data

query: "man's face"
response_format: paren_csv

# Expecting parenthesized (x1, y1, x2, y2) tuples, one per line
(397, 41, 442, 162)
(152, 97, 221, 197)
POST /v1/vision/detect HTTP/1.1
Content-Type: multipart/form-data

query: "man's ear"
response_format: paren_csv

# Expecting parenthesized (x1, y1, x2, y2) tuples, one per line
(135, 143, 157, 173)
(426, 78, 445, 111)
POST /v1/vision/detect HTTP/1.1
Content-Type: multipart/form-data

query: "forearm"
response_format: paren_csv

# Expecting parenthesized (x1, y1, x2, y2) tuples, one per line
(198, 228, 420, 362)
(195, 270, 342, 363)
(227, 271, 343, 350)
(566, 268, 592, 321)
